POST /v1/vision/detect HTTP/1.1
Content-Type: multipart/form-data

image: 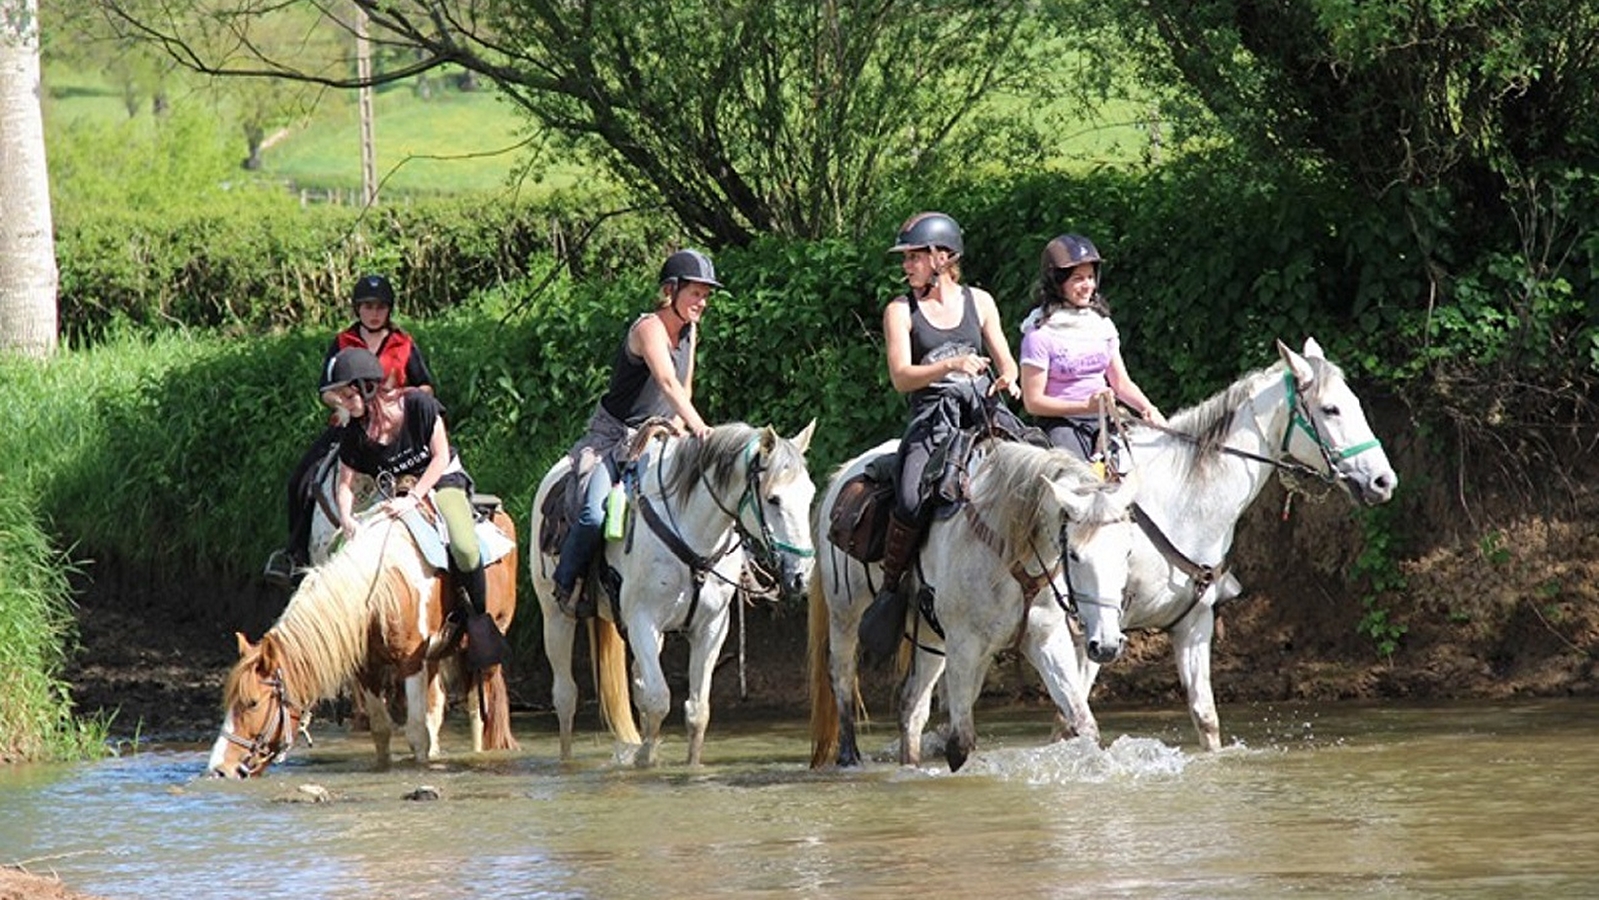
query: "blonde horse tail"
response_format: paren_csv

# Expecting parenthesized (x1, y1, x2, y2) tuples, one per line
(479, 664, 519, 752)
(591, 616, 641, 746)
(808, 573, 840, 768)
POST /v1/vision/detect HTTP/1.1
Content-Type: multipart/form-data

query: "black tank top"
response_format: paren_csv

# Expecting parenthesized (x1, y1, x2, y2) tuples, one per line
(905, 286, 983, 407)
(598, 316, 693, 425)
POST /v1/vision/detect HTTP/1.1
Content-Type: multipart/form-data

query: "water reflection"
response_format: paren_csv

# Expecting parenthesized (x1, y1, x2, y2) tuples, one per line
(3, 700, 1599, 898)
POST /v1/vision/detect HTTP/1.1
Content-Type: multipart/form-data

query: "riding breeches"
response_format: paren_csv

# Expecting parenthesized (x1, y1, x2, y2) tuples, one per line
(433, 486, 481, 572)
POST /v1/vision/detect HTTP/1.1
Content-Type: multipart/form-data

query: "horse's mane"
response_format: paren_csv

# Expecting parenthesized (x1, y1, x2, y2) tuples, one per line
(224, 520, 416, 709)
(1150, 355, 1340, 479)
(662, 422, 763, 506)
(975, 441, 1115, 568)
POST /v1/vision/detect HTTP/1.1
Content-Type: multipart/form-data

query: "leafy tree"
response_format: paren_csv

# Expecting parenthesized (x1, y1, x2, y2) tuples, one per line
(97, 0, 1061, 247)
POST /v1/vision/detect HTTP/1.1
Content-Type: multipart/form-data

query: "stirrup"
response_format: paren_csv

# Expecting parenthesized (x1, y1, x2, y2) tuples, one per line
(554, 581, 594, 619)
(425, 609, 467, 660)
(262, 549, 296, 588)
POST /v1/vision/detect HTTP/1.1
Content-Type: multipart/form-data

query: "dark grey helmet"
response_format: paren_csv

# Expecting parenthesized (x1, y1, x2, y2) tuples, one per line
(889, 212, 964, 256)
(659, 249, 722, 289)
(352, 273, 395, 309)
(323, 346, 385, 394)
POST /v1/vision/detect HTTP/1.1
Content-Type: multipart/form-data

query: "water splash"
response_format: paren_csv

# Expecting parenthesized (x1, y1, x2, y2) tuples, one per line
(958, 735, 1188, 783)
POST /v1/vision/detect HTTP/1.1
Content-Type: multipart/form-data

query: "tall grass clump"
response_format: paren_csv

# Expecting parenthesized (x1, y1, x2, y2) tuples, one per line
(0, 482, 108, 762)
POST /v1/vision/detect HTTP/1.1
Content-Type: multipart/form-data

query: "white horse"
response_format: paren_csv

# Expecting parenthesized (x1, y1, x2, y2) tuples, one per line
(808, 438, 1138, 770)
(531, 421, 817, 766)
(1075, 337, 1398, 750)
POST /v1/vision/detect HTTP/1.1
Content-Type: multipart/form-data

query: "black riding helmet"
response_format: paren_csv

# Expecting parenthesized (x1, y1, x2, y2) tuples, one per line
(352, 274, 395, 315)
(323, 346, 385, 399)
(659, 250, 722, 290)
(1042, 234, 1102, 288)
(889, 212, 964, 257)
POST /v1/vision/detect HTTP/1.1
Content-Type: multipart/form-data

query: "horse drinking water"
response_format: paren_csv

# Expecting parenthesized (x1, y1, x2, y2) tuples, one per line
(809, 437, 1138, 771)
(531, 421, 817, 766)
(208, 505, 519, 777)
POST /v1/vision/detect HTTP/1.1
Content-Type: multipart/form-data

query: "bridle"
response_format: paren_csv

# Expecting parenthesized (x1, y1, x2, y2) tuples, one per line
(706, 439, 815, 577)
(218, 667, 306, 779)
(1129, 367, 1388, 630)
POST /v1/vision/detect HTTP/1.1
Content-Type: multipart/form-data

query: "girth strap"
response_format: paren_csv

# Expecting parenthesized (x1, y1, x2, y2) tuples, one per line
(1130, 502, 1229, 630)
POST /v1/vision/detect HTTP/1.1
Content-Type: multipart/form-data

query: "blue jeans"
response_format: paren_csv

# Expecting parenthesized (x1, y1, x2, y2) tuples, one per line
(552, 455, 617, 591)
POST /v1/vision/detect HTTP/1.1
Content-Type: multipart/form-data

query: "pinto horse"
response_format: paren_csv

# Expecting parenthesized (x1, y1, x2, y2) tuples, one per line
(208, 506, 519, 778)
(808, 438, 1137, 770)
(531, 422, 817, 766)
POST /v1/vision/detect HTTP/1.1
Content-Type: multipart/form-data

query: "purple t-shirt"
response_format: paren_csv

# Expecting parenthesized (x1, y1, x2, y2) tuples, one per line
(1018, 309, 1121, 405)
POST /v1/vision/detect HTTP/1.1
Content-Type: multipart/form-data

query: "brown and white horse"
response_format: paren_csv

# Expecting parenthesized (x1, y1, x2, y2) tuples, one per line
(209, 507, 519, 777)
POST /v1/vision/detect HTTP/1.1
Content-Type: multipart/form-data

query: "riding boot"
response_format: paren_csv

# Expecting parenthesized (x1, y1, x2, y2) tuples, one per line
(553, 520, 604, 618)
(859, 513, 922, 663)
(430, 564, 483, 659)
(456, 565, 506, 671)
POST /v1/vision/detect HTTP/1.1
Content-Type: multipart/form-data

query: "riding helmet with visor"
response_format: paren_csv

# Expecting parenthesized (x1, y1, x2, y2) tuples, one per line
(659, 250, 723, 290)
(324, 347, 386, 400)
(352, 274, 395, 313)
(889, 212, 964, 257)
(1042, 234, 1102, 287)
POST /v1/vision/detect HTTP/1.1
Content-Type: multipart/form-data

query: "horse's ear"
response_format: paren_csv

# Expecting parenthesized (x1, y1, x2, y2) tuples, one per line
(1302, 336, 1326, 360)
(1044, 474, 1093, 522)
(1277, 339, 1315, 386)
(759, 425, 778, 455)
(235, 631, 256, 657)
(791, 418, 817, 455)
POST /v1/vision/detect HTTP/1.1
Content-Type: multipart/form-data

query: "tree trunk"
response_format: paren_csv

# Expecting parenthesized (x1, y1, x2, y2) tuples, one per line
(0, 0, 59, 359)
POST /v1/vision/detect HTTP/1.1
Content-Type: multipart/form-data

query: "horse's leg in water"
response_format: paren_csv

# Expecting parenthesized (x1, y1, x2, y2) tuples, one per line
(1172, 606, 1222, 751)
(362, 683, 393, 770)
(463, 660, 486, 754)
(897, 643, 945, 767)
(629, 624, 671, 768)
(1024, 616, 1099, 747)
(402, 668, 434, 762)
(682, 606, 732, 766)
(1050, 643, 1103, 742)
(541, 594, 581, 760)
(828, 593, 867, 768)
(939, 629, 993, 773)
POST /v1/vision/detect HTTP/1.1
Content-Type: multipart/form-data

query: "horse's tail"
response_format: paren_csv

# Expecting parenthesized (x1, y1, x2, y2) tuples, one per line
(591, 616, 641, 746)
(808, 573, 841, 768)
(478, 664, 519, 752)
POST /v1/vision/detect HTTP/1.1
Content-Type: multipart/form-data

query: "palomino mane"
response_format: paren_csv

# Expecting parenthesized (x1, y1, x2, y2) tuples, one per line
(224, 521, 416, 709)
(1154, 355, 1339, 477)
(975, 441, 1113, 568)
(662, 422, 762, 506)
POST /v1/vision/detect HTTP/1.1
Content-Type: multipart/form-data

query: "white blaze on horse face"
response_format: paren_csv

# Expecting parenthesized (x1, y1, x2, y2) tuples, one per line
(206, 712, 239, 776)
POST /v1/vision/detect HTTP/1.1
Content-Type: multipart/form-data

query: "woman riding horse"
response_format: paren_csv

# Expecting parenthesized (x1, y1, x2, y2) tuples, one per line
(860, 212, 1029, 661)
(324, 346, 491, 655)
(550, 249, 720, 618)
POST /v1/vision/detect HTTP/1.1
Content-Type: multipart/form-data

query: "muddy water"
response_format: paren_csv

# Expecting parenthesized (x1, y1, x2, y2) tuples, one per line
(4, 700, 1598, 899)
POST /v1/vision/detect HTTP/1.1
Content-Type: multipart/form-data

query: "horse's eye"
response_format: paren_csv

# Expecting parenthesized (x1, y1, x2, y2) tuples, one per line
(766, 495, 782, 508)
(1066, 549, 1082, 563)
(1321, 404, 1341, 417)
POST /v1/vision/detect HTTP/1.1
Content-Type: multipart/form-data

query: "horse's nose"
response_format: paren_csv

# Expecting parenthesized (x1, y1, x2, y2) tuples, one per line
(1087, 638, 1124, 664)
(1370, 470, 1397, 503)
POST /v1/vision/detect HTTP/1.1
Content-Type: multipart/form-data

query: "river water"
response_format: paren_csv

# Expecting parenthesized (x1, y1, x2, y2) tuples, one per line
(3, 699, 1597, 898)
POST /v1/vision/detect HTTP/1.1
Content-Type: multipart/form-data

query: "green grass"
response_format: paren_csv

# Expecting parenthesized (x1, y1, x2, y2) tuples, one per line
(259, 82, 591, 198)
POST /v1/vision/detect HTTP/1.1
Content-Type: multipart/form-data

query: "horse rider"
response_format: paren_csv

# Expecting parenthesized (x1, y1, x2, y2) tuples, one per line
(550, 249, 719, 618)
(858, 211, 1028, 660)
(1018, 234, 1166, 470)
(322, 346, 487, 645)
(264, 274, 434, 588)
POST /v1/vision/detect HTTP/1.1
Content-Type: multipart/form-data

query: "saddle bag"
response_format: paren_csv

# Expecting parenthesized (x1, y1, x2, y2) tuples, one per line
(827, 473, 895, 563)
